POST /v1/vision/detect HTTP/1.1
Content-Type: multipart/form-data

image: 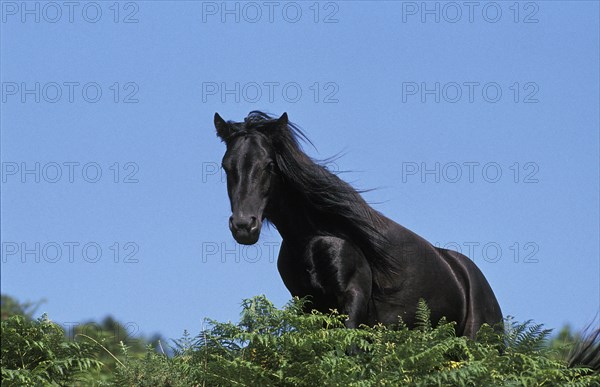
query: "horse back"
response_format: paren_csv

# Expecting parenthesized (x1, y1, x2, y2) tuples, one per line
(372, 219, 503, 337)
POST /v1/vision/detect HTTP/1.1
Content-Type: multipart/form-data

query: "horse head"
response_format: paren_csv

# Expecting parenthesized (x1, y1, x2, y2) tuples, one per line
(214, 112, 288, 244)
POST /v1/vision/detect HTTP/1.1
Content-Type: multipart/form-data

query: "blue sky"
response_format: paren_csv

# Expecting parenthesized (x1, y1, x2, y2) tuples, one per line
(1, 1, 598, 341)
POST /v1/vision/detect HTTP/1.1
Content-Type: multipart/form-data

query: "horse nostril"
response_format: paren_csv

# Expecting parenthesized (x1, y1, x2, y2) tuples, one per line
(230, 215, 258, 232)
(249, 216, 258, 231)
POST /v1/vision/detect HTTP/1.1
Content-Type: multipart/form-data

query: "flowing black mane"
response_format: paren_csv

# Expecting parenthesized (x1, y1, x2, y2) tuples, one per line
(226, 111, 398, 276)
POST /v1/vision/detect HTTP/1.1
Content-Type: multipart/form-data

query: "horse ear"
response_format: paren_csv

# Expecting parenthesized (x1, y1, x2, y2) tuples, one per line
(214, 113, 231, 140)
(277, 112, 288, 127)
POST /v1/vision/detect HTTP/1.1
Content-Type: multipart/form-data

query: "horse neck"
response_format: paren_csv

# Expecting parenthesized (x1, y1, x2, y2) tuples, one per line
(264, 181, 322, 244)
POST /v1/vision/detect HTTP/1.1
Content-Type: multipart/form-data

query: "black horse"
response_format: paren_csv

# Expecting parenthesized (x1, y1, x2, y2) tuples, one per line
(214, 111, 502, 338)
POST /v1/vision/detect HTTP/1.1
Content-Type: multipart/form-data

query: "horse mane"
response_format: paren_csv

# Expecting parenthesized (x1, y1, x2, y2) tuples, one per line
(234, 111, 399, 277)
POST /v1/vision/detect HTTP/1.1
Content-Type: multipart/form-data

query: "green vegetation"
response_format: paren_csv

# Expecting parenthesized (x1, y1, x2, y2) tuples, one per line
(1, 295, 157, 386)
(1, 313, 102, 385)
(1, 294, 598, 386)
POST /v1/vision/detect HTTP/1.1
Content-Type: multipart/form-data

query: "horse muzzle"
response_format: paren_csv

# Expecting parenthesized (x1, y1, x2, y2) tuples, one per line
(229, 215, 261, 245)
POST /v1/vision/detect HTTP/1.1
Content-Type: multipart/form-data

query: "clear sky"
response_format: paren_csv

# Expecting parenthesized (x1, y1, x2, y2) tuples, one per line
(1, 1, 598, 341)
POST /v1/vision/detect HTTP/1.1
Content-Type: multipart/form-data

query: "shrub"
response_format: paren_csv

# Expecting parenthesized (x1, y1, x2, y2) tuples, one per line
(2, 295, 597, 386)
(1, 314, 102, 386)
(114, 296, 600, 386)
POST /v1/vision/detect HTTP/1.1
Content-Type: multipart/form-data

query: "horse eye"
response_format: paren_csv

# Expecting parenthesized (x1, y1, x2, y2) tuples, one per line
(266, 161, 275, 172)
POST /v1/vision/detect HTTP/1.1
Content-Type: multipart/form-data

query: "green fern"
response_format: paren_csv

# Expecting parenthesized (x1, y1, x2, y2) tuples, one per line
(1, 314, 103, 386)
(111, 296, 600, 386)
(415, 298, 432, 333)
(3, 295, 599, 386)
